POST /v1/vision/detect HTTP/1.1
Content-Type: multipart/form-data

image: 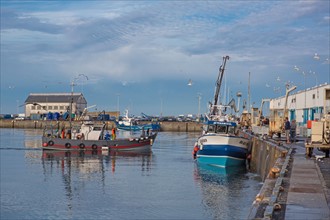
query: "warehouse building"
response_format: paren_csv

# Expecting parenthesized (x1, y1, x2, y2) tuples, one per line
(24, 93, 87, 120)
(270, 83, 330, 126)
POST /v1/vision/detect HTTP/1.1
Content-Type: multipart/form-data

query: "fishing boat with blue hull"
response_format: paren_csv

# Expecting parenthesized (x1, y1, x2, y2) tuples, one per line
(193, 55, 251, 168)
(195, 119, 250, 167)
(116, 110, 160, 131)
(115, 121, 160, 131)
(197, 121, 249, 167)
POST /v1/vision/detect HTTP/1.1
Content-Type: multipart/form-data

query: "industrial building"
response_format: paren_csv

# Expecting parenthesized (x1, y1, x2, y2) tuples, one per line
(24, 93, 87, 120)
(270, 83, 330, 126)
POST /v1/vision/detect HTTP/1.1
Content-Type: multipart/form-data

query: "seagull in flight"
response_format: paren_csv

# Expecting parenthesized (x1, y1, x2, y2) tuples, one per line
(313, 53, 320, 60)
(187, 79, 193, 86)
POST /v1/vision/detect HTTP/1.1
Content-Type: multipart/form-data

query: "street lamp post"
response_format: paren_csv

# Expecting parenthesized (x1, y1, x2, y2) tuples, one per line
(197, 93, 202, 121)
(236, 92, 242, 117)
(116, 93, 120, 114)
(77, 74, 88, 93)
(294, 67, 307, 109)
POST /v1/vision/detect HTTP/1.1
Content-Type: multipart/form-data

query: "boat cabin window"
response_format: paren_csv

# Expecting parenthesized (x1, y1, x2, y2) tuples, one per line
(216, 125, 227, 133)
(228, 126, 236, 135)
(208, 125, 215, 132)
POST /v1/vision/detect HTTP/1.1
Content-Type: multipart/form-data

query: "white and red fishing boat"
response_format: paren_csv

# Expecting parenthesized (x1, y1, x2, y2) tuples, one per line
(42, 121, 157, 152)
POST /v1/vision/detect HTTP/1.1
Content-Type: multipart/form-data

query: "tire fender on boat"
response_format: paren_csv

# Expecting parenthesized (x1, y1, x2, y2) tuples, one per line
(65, 143, 71, 149)
(92, 144, 98, 150)
(43, 142, 48, 147)
(48, 140, 54, 146)
(79, 143, 85, 149)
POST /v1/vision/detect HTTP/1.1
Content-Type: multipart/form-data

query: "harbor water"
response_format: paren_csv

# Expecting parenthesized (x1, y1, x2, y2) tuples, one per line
(1, 128, 262, 220)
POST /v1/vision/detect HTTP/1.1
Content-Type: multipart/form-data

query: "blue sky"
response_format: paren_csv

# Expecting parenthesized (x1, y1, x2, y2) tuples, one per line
(1, 1, 329, 117)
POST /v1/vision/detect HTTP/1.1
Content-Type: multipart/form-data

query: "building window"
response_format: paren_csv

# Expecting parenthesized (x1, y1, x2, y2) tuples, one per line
(54, 106, 58, 110)
(60, 106, 64, 110)
(312, 94, 315, 99)
(48, 106, 53, 110)
(37, 106, 41, 110)
(31, 106, 36, 110)
(326, 89, 330, 100)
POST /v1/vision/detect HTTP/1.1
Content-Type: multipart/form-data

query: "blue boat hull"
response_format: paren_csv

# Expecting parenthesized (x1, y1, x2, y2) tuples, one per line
(197, 154, 246, 167)
(196, 135, 249, 167)
(116, 122, 160, 131)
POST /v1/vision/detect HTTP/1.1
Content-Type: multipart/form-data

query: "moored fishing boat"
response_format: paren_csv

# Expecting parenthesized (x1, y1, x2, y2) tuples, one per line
(116, 110, 160, 131)
(193, 56, 251, 168)
(42, 121, 157, 152)
(193, 112, 250, 167)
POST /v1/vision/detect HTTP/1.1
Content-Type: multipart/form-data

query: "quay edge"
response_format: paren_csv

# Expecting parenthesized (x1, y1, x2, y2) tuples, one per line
(247, 136, 330, 219)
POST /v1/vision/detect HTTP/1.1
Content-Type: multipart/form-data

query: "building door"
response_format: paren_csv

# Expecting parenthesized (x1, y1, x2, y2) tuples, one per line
(303, 109, 309, 124)
(290, 109, 295, 121)
(310, 108, 315, 120)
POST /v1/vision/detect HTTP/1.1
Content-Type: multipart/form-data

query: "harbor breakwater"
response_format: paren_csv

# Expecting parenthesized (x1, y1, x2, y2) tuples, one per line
(0, 120, 203, 132)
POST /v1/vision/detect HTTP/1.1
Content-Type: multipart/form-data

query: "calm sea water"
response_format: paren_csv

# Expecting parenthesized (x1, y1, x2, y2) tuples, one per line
(0, 128, 262, 220)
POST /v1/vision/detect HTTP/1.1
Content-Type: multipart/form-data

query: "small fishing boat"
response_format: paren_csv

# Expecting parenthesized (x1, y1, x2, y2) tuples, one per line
(116, 110, 160, 131)
(42, 121, 157, 152)
(193, 56, 251, 168)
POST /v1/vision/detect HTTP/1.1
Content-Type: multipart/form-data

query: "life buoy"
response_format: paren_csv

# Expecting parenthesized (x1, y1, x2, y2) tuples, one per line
(192, 143, 199, 159)
(65, 143, 71, 149)
(48, 140, 54, 146)
(79, 143, 85, 149)
(92, 144, 97, 150)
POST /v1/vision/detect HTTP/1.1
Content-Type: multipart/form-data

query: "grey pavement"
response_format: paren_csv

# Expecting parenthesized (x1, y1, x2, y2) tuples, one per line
(284, 142, 330, 220)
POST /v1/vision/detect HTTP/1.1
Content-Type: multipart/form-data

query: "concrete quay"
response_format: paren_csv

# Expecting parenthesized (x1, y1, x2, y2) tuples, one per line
(283, 143, 330, 220)
(249, 139, 330, 220)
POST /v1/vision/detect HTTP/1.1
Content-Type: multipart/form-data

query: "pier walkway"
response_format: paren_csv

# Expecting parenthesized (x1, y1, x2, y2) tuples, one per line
(284, 142, 330, 219)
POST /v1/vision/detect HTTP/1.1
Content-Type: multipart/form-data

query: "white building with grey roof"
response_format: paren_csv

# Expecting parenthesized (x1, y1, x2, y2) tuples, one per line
(24, 93, 87, 119)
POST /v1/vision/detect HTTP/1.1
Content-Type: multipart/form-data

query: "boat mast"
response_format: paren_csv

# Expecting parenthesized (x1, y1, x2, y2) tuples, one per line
(248, 72, 251, 113)
(211, 55, 230, 115)
(69, 80, 75, 133)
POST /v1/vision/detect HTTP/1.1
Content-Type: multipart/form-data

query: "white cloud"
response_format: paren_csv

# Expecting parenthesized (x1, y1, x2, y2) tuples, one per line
(1, 0, 329, 114)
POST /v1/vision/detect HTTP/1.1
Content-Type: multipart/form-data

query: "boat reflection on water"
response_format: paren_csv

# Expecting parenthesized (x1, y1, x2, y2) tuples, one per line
(41, 149, 154, 212)
(109, 150, 153, 173)
(196, 163, 247, 176)
(41, 149, 153, 174)
(194, 163, 250, 220)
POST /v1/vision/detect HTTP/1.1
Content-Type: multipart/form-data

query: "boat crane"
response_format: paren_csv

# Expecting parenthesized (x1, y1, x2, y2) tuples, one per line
(269, 85, 296, 137)
(257, 98, 271, 126)
(209, 55, 230, 117)
(78, 105, 97, 120)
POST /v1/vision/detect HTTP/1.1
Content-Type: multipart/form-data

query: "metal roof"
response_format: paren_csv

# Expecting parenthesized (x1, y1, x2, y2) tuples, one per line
(25, 93, 86, 104)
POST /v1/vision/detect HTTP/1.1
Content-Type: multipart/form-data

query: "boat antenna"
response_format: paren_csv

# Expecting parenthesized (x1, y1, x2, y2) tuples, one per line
(211, 55, 230, 115)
